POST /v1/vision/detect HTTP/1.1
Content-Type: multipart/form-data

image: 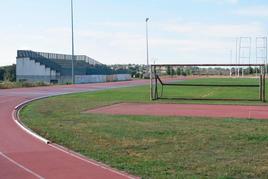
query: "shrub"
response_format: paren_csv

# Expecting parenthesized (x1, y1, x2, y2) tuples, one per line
(0, 81, 49, 89)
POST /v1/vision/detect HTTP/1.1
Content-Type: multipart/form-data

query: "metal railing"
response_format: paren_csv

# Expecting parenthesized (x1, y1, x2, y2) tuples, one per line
(17, 50, 101, 65)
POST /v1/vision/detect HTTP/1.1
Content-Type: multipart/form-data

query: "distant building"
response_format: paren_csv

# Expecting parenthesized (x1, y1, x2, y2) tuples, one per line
(16, 50, 130, 84)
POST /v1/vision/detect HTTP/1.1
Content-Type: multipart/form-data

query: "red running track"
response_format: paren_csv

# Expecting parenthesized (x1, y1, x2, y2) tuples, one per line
(0, 80, 148, 179)
(87, 103, 268, 120)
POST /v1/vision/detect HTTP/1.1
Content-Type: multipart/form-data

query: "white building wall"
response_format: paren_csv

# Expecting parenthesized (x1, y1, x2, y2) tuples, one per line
(116, 74, 132, 81)
(16, 57, 131, 84)
(75, 74, 131, 84)
(17, 58, 51, 76)
(16, 57, 57, 83)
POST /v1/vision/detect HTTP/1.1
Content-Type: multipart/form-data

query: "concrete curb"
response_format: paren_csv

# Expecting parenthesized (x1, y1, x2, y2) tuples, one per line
(13, 96, 52, 144)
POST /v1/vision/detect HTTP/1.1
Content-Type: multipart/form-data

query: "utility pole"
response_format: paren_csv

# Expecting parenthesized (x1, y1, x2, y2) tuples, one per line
(230, 50, 233, 77)
(235, 38, 239, 77)
(146, 18, 150, 74)
(71, 0, 75, 84)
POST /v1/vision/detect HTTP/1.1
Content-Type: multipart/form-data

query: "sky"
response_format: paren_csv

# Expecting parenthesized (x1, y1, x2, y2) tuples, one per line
(0, 0, 268, 66)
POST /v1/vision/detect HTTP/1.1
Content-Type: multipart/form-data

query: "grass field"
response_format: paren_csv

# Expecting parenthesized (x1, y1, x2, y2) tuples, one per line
(21, 78, 268, 179)
(158, 77, 263, 102)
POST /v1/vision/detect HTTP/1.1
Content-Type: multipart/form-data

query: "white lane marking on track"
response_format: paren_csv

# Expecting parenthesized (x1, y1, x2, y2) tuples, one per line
(0, 152, 44, 179)
(49, 144, 138, 179)
(12, 83, 145, 179)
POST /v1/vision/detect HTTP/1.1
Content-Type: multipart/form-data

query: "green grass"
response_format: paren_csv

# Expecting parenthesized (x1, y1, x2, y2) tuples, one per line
(157, 78, 266, 104)
(21, 78, 268, 179)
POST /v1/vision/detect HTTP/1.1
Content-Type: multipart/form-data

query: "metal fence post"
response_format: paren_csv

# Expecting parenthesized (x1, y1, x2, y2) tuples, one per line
(150, 65, 153, 100)
(263, 65, 266, 102)
(260, 74, 263, 101)
(154, 66, 158, 100)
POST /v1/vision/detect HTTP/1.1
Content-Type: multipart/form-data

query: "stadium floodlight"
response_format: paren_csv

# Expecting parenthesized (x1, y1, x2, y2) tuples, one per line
(71, 0, 75, 84)
(146, 18, 149, 67)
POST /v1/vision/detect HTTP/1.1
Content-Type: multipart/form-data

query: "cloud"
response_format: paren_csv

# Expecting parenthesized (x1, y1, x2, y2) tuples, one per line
(1, 18, 267, 65)
(162, 21, 266, 37)
(235, 6, 268, 17)
(148, 20, 266, 64)
(194, 0, 239, 4)
(75, 22, 237, 64)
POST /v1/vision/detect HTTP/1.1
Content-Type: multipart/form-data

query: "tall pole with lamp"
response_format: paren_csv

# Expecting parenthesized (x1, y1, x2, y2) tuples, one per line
(71, 0, 75, 84)
(146, 18, 150, 74)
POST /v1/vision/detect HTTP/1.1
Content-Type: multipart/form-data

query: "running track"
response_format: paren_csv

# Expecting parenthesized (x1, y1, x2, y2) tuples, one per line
(0, 80, 148, 179)
(87, 103, 268, 120)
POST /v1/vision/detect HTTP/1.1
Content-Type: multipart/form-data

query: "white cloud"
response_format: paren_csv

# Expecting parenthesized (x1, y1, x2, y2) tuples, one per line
(0, 18, 267, 66)
(149, 21, 266, 64)
(235, 6, 268, 17)
(194, 0, 239, 4)
(162, 22, 266, 37)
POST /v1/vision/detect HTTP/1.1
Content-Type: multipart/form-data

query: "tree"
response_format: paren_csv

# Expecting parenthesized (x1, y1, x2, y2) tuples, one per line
(0, 68, 4, 81)
(176, 68, 181, 76)
(186, 68, 192, 76)
(248, 67, 254, 74)
(166, 66, 171, 75)
(171, 68, 175, 76)
(0, 65, 16, 82)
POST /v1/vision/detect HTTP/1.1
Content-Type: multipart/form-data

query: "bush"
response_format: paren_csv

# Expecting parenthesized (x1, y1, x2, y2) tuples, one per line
(0, 81, 49, 89)
(0, 81, 17, 89)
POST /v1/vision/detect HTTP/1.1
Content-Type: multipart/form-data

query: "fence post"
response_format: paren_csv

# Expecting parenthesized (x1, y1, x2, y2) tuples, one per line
(154, 66, 158, 100)
(150, 65, 153, 100)
(263, 65, 266, 102)
(260, 74, 263, 101)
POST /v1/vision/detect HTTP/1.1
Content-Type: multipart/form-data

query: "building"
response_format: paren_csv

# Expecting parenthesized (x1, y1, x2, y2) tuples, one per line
(16, 50, 131, 84)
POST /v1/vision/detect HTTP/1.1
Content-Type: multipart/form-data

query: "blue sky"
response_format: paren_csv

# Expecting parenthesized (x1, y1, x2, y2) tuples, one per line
(0, 0, 268, 65)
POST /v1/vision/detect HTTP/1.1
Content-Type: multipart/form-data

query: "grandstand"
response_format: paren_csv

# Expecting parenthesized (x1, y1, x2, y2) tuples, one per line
(16, 50, 130, 84)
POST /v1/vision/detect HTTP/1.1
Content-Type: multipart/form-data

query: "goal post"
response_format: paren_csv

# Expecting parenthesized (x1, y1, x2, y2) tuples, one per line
(150, 64, 266, 102)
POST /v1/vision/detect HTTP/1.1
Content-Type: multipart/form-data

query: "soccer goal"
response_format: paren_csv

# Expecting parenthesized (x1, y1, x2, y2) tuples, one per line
(150, 64, 266, 102)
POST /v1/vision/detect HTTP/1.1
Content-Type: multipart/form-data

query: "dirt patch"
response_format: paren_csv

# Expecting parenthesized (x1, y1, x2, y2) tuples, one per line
(86, 103, 268, 120)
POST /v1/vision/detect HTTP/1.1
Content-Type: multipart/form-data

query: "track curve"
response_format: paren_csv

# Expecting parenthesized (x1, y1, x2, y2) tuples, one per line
(0, 80, 147, 179)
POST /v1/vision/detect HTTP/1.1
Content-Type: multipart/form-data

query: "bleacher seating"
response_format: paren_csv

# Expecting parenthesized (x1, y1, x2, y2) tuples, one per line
(17, 50, 129, 76)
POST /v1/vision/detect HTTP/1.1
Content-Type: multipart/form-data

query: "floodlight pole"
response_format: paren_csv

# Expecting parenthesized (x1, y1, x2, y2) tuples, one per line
(230, 50, 233, 77)
(263, 37, 267, 74)
(235, 38, 239, 77)
(146, 18, 149, 68)
(71, 0, 75, 84)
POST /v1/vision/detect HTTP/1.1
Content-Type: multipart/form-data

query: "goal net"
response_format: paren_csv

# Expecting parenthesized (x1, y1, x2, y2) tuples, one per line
(150, 64, 266, 102)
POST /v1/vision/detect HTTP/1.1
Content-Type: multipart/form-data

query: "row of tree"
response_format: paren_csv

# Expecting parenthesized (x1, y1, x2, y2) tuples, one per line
(166, 66, 266, 76)
(0, 65, 16, 82)
(109, 64, 149, 78)
(166, 66, 193, 76)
